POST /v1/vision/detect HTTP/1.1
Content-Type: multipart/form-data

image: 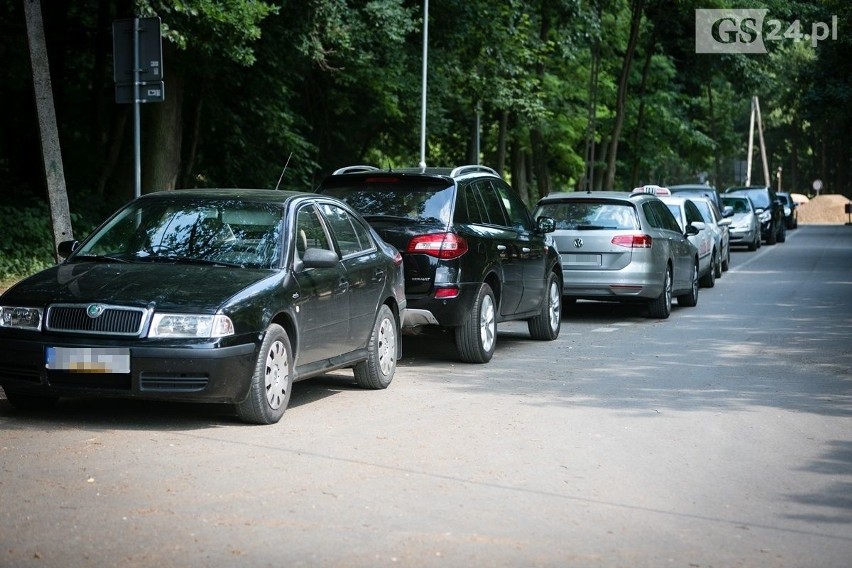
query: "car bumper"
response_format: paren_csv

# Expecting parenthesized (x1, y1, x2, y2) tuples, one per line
(0, 335, 259, 404)
(401, 282, 482, 329)
(729, 227, 757, 244)
(560, 268, 664, 301)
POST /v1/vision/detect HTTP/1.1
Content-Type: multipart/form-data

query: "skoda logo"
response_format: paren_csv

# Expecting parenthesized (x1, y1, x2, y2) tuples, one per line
(86, 304, 105, 318)
(573, 238, 583, 248)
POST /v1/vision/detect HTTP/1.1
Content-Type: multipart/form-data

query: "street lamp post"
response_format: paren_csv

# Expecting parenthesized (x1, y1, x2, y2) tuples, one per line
(419, 0, 428, 169)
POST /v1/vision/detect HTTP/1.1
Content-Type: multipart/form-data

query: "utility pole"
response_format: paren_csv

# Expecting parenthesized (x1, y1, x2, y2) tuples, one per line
(23, 0, 74, 261)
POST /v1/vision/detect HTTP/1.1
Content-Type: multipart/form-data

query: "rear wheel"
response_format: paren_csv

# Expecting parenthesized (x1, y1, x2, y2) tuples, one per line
(721, 245, 730, 271)
(236, 324, 292, 425)
(354, 304, 397, 389)
(767, 221, 777, 245)
(647, 265, 672, 319)
(528, 272, 561, 340)
(455, 283, 496, 364)
(677, 261, 699, 307)
(699, 251, 716, 288)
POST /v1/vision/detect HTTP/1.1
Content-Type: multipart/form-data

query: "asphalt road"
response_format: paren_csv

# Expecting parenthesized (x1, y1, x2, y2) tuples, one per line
(2, 225, 851, 568)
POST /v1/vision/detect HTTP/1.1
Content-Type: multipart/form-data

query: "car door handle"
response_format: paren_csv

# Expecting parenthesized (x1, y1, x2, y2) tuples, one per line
(497, 244, 507, 251)
(372, 269, 384, 281)
(521, 247, 531, 254)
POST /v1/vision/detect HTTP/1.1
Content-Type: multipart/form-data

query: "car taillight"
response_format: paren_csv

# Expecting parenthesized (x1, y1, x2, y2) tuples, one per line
(407, 233, 469, 259)
(611, 234, 652, 248)
(434, 287, 460, 299)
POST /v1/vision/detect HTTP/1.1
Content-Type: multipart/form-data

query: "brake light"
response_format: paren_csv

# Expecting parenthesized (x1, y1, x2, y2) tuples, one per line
(407, 233, 469, 259)
(611, 234, 652, 248)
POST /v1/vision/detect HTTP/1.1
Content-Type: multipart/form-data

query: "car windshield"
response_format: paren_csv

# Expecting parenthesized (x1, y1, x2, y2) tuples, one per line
(321, 180, 454, 226)
(730, 189, 770, 209)
(74, 199, 284, 269)
(722, 197, 750, 214)
(536, 201, 639, 230)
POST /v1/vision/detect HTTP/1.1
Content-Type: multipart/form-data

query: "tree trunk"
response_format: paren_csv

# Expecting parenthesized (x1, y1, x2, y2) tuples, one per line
(629, 40, 654, 188)
(531, 127, 551, 198)
(142, 44, 183, 191)
(604, 0, 644, 190)
(496, 110, 508, 176)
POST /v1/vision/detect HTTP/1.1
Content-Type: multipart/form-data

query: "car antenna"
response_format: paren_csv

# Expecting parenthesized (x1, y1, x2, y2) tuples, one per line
(274, 152, 294, 190)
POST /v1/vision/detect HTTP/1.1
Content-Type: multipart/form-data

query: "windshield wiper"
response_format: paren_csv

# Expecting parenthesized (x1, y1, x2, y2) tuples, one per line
(137, 255, 244, 268)
(72, 254, 130, 263)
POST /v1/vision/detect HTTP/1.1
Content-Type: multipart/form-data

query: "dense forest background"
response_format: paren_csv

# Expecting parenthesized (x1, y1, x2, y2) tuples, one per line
(0, 0, 850, 282)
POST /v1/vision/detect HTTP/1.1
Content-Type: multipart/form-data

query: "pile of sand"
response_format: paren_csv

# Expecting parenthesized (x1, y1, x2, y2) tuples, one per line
(796, 194, 852, 225)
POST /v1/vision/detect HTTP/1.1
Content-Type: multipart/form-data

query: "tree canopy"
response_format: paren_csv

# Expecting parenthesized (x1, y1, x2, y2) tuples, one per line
(0, 0, 849, 281)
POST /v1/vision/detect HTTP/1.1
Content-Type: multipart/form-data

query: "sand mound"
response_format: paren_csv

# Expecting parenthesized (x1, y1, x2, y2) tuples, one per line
(796, 194, 852, 225)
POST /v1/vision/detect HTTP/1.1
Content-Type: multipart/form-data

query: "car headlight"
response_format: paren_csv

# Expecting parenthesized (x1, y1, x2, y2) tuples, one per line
(148, 313, 235, 338)
(758, 210, 771, 223)
(783, 206, 791, 216)
(0, 306, 43, 330)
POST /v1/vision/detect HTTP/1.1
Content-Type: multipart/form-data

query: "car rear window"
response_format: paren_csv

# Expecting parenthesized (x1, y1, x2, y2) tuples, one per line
(536, 201, 639, 230)
(320, 179, 455, 226)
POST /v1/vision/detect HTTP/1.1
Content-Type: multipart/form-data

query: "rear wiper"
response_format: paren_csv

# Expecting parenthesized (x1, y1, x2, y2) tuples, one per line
(575, 224, 617, 230)
(362, 214, 418, 223)
(71, 254, 130, 263)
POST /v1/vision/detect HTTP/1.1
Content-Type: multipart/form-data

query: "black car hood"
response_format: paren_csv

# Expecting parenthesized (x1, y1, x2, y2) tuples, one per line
(2, 262, 277, 312)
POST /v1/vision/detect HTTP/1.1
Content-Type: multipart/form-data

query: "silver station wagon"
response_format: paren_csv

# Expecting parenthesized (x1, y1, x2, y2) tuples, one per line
(534, 190, 700, 319)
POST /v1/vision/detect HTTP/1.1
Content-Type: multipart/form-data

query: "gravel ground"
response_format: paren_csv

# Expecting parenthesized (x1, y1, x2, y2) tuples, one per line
(796, 194, 852, 224)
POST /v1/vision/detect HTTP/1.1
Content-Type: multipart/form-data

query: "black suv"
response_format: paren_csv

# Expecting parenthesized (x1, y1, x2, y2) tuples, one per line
(318, 165, 562, 363)
(723, 186, 786, 244)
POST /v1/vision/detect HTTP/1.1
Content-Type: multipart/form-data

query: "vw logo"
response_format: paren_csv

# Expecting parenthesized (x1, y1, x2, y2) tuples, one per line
(573, 238, 583, 248)
(86, 304, 105, 318)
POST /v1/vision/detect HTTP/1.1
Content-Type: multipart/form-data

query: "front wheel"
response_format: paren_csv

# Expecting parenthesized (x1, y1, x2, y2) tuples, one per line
(528, 272, 561, 340)
(354, 304, 398, 389)
(455, 283, 497, 364)
(699, 250, 716, 288)
(236, 324, 293, 425)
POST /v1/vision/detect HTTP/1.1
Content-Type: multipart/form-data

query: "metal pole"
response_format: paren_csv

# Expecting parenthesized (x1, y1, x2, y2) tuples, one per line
(745, 97, 755, 186)
(754, 96, 771, 187)
(419, 0, 428, 169)
(133, 17, 141, 198)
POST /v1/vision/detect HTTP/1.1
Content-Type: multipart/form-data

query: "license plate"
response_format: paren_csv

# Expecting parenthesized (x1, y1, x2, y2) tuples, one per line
(566, 254, 602, 266)
(46, 347, 131, 374)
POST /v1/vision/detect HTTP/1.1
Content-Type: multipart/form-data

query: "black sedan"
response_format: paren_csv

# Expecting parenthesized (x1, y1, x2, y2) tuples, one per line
(0, 189, 406, 424)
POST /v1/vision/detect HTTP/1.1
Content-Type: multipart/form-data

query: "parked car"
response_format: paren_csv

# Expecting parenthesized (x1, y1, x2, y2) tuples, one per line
(0, 189, 407, 425)
(720, 194, 761, 251)
(776, 192, 798, 229)
(668, 184, 723, 211)
(691, 195, 731, 275)
(723, 186, 786, 244)
(658, 195, 717, 288)
(533, 190, 700, 319)
(318, 165, 562, 363)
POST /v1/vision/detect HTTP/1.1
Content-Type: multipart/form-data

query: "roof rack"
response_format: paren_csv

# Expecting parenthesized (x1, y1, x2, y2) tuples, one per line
(332, 165, 381, 175)
(449, 165, 499, 177)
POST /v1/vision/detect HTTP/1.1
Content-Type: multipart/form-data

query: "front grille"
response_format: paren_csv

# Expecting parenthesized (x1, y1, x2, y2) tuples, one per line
(46, 304, 149, 336)
(140, 372, 209, 392)
(47, 371, 131, 390)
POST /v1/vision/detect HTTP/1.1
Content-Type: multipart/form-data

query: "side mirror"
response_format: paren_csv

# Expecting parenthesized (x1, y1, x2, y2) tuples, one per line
(718, 218, 732, 227)
(722, 206, 734, 218)
(301, 247, 339, 269)
(685, 224, 699, 236)
(57, 240, 79, 258)
(536, 216, 556, 233)
(690, 221, 707, 231)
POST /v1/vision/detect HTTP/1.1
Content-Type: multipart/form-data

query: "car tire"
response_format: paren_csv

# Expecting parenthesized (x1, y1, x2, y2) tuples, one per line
(713, 247, 723, 278)
(722, 246, 730, 272)
(747, 235, 757, 251)
(767, 222, 777, 245)
(353, 304, 397, 389)
(528, 272, 561, 341)
(455, 283, 497, 364)
(3, 389, 59, 411)
(236, 323, 292, 425)
(677, 261, 699, 307)
(699, 251, 716, 288)
(647, 265, 672, 319)
(778, 224, 786, 243)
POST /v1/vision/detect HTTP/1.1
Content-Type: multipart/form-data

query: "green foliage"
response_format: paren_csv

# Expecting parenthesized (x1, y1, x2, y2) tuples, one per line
(0, 204, 56, 284)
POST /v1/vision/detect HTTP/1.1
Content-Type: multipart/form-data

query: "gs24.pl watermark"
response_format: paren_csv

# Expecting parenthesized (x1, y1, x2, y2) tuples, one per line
(696, 9, 840, 54)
